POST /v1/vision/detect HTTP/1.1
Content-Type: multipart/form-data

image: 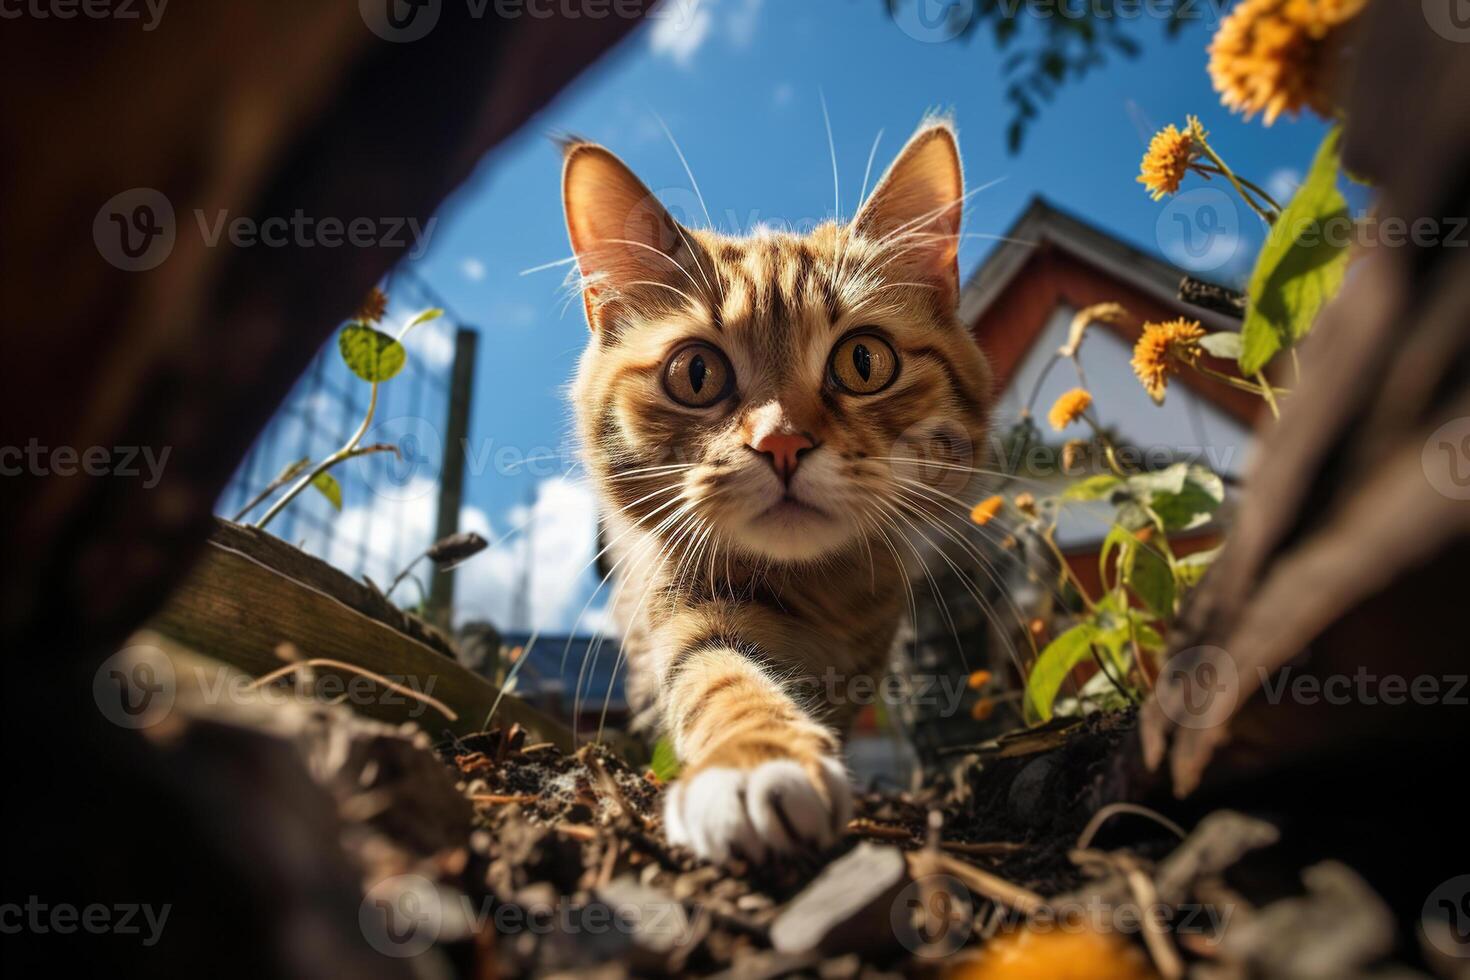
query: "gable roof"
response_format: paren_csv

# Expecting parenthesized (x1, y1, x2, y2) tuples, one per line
(959, 197, 1261, 426)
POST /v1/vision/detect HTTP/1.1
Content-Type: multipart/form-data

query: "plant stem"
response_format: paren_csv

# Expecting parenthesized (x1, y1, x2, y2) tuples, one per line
(256, 383, 379, 531)
(1193, 163, 1283, 214)
(1192, 139, 1279, 224)
(1254, 371, 1281, 419)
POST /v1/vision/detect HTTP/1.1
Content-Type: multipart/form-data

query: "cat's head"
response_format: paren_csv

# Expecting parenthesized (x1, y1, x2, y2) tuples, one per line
(563, 120, 991, 565)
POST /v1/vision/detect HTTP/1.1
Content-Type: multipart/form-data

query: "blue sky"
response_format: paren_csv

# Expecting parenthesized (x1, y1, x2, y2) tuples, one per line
(244, 0, 1334, 631)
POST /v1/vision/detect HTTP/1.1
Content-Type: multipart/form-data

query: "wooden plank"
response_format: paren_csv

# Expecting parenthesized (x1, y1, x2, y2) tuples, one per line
(147, 519, 573, 749)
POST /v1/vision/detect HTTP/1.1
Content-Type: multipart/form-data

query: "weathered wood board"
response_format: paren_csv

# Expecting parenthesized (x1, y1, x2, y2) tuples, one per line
(147, 519, 573, 749)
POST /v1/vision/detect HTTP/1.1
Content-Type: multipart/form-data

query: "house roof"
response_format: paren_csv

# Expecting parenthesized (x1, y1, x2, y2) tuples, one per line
(958, 196, 1261, 426)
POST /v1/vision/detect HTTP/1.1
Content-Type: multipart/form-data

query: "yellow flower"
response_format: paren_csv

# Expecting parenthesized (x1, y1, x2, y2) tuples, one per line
(1208, 0, 1367, 125)
(355, 285, 388, 324)
(970, 495, 1003, 526)
(1136, 123, 1199, 200)
(1132, 318, 1205, 403)
(1047, 388, 1093, 432)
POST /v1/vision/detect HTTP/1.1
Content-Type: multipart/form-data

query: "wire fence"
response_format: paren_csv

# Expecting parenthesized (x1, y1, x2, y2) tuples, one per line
(217, 270, 475, 604)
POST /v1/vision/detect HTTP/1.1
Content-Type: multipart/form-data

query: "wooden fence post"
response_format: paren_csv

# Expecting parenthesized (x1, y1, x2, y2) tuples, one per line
(427, 326, 478, 628)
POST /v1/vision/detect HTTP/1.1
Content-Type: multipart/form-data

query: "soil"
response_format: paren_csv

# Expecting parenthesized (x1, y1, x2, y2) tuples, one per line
(429, 712, 1153, 977)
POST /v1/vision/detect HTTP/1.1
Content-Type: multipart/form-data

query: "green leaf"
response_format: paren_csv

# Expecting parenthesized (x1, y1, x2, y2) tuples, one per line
(339, 324, 406, 383)
(1126, 463, 1224, 532)
(311, 471, 342, 510)
(401, 307, 444, 334)
(1025, 623, 1099, 724)
(1063, 474, 1123, 502)
(649, 739, 681, 781)
(1239, 127, 1350, 375)
(1152, 465, 1224, 531)
(1099, 524, 1133, 591)
(1198, 331, 1243, 360)
(1175, 546, 1222, 587)
(1126, 541, 1175, 618)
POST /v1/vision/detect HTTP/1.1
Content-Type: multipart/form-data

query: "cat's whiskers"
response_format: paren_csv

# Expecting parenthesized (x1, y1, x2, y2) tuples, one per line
(866, 494, 973, 673)
(655, 115, 725, 307)
(603, 237, 713, 306)
(887, 480, 1054, 657)
(572, 496, 705, 739)
(876, 489, 1032, 677)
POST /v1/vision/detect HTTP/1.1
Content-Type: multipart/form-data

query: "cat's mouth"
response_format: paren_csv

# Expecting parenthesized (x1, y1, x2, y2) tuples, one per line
(758, 494, 830, 521)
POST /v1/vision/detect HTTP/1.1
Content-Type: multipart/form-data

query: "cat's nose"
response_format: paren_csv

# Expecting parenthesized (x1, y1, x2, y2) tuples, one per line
(750, 431, 815, 483)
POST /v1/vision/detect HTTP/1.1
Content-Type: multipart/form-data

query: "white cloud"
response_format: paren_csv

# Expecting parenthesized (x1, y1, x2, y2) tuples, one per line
(1266, 168, 1302, 205)
(772, 82, 794, 107)
(453, 477, 603, 634)
(648, 0, 713, 66)
(459, 257, 487, 282)
(296, 474, 605, 635)
(647, 0, 763, 67)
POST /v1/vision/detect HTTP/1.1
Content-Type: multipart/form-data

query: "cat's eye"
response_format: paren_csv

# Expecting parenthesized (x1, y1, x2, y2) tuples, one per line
(829, 332, 899, 395)
(663, 342, 734, 408)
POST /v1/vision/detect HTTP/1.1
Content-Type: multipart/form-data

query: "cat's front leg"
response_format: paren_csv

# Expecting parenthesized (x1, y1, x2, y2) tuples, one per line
(660, 644, 852, 863)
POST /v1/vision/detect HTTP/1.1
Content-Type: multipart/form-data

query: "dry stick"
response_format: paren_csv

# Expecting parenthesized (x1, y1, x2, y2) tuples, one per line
(1120, 855, 1185, 980)
(909, 851, 1047, 917)
(247, 657, 459, 722)
(470, 794, 539, 806)
(846, 819, 914, 842)
(1076, 802, 1187, 851)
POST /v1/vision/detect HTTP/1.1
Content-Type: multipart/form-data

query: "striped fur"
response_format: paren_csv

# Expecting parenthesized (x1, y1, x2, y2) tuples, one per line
(562, 120, 991, 860)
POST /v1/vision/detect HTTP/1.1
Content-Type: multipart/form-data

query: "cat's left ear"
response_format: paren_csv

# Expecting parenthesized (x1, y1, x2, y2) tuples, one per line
(852, 120, 964, 308)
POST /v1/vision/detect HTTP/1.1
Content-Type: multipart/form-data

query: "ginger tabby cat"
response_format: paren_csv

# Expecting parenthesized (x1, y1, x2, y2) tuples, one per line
(561, 119, 991, 862)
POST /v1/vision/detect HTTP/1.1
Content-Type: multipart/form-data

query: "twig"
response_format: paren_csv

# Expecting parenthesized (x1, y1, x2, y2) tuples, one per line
(846, 819, 914, 842)
(908, 851, 1047, 916)
(247, 656, 458, 721)
(1077, 803, 1187, 851)
(470, 794, 539, 806)
(1120, 855, 1186, 980)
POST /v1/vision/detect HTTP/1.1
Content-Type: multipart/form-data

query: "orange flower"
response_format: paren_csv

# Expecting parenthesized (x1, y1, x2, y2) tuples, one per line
(1209, 0, 1367, 125)
(1136, 123, 1199, 200)
(970, 698, 996, 722)
(945, 924, 1158, 980)
(1047, 388, 1093, 432)
(967, 669, 993, 690)
(970, 496, 1004, 526)
(1131, 318, 1205, 404)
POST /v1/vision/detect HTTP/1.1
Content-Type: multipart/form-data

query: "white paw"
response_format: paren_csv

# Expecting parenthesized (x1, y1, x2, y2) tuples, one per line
(663, 757, 853, 863)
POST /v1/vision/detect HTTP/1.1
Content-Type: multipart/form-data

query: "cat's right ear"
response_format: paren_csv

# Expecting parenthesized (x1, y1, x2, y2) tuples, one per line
(562, 141, 690, 331)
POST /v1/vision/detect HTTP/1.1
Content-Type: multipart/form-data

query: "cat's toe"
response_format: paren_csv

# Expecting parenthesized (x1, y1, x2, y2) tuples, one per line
(663, 757, 851, 863)
(746, 757, 851, 853)
(664, 767, 766, 863)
